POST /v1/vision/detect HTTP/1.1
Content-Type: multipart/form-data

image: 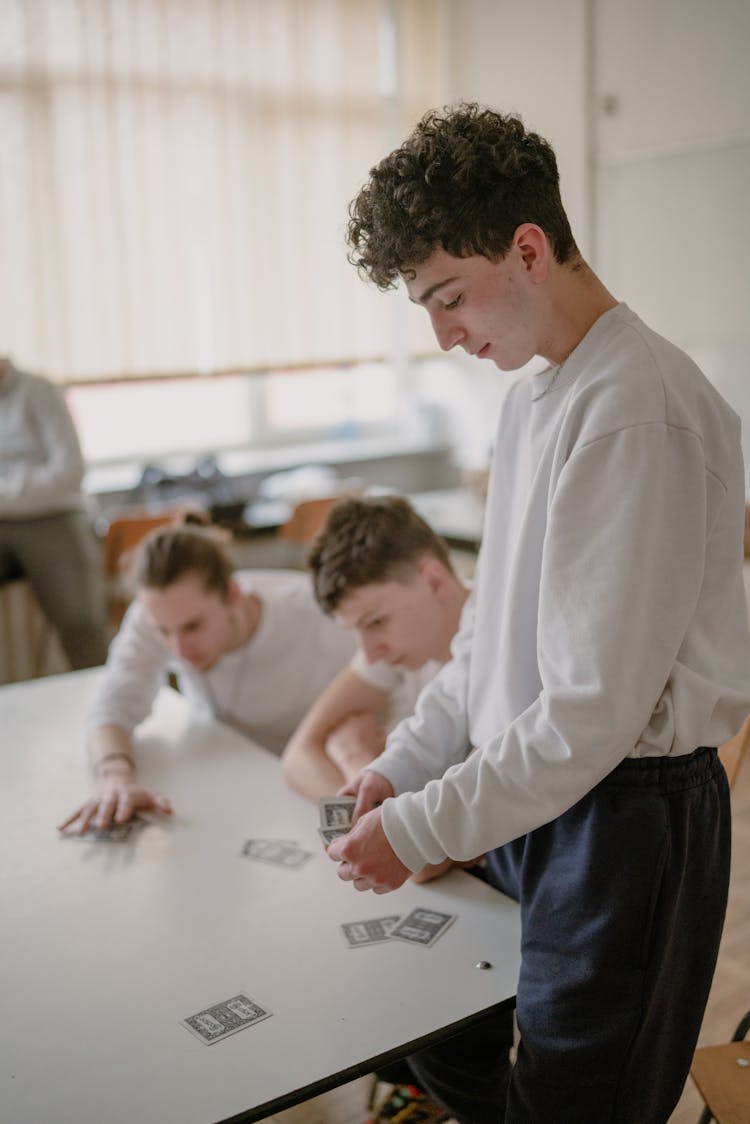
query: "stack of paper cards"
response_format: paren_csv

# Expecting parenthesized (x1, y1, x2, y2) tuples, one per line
(318, 795, 356, 849)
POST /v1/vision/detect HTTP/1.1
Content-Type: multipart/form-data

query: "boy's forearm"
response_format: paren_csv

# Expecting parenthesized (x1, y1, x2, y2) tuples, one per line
(86, 724, 137, 777)
(280, 735, 346, 801)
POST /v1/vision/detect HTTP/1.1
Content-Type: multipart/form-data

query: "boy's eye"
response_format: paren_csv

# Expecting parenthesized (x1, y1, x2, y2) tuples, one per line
(445, 294, 462, 311)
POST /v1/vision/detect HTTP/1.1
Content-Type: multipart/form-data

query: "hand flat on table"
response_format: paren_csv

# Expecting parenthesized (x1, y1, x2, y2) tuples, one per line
(58, 775, 172, 835)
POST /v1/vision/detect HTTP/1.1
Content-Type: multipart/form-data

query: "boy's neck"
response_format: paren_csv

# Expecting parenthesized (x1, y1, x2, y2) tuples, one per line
(542, 258, 618, 366)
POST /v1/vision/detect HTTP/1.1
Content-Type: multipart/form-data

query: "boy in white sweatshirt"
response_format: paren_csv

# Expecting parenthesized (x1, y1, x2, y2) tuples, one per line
(282, 495, 471, 802)
(59, 520, 355, 834)
(328, 104, 750, 1123)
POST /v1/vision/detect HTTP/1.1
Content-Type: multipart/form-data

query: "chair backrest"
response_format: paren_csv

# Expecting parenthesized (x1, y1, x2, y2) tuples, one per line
(100, 510, 178, 627)
(690, 1009, 750, 1124)
(718, 714, 750, 790)
(277, 496, 342, 546)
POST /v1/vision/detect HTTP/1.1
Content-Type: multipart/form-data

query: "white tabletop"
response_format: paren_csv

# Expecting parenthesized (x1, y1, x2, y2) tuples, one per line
(0, 669, 520, 1124)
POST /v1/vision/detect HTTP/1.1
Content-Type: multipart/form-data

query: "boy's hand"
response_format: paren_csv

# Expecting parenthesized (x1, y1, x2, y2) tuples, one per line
(338, 768, 393, 823)
(57, 774, 172, 835)
(327, 804, 410, 894)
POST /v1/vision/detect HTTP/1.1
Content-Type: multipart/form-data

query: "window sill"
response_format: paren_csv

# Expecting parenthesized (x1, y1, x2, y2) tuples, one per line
(84, 432, 452, 503)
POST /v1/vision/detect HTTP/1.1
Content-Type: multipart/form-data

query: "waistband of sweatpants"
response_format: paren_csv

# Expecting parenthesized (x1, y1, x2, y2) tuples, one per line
(601, 745, 720, 794)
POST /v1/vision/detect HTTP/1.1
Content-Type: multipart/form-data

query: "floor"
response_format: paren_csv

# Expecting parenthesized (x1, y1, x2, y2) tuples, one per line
(263, 758, 750, 1123)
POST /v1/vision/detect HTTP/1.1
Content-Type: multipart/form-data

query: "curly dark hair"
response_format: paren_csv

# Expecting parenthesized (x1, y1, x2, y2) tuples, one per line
(347, 102, 578, 290)
(308, 495, 455, 614)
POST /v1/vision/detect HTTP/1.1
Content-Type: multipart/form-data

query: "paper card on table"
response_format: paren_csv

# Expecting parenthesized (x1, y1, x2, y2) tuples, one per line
(66, 814, 148, 843)
(388, 908, 456, 948)
(341, 915, 401, 948)
(241, 838, 313, 869)
(181, 993, 272, 1044)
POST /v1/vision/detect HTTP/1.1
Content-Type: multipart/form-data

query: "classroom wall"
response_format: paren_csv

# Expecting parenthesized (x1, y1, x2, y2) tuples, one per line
(434, 0, 750, 480)
(592, 0, 750, 480)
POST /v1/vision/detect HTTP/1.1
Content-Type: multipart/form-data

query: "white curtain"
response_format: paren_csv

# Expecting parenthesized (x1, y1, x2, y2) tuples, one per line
(0, 0, 445, 381)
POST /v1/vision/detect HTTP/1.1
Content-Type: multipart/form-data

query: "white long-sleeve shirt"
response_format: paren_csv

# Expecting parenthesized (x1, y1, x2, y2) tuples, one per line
(374, 304, 750, 872)
(87, 569, 356, 754)
(0, 363, 86, 518)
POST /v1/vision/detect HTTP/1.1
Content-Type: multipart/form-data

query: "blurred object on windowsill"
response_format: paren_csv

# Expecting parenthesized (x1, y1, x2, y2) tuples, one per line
(461, 464, 490, 503)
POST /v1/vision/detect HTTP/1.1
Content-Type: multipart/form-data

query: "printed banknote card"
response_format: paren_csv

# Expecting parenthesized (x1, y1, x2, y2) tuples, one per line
(388, 908, 457, 948)
(318, 825, 350, 850)
(181, 993, 272, 1044)
(340, 915, 401, 948)
(241, 838, 313, 869)
(318, 795, 356, 830)
(66, 814, 147, 843)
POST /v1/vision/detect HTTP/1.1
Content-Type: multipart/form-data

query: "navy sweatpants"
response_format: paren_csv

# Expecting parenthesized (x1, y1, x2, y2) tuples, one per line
(408, 746, 731, 1124)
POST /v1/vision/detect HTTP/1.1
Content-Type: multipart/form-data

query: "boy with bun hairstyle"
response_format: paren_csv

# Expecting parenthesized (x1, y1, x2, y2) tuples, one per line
(60, 516, 355, 834)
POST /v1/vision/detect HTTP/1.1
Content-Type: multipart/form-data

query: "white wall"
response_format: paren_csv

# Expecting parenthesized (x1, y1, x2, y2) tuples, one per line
(593, 0, 750, 479)
(429, 0, 750, 480)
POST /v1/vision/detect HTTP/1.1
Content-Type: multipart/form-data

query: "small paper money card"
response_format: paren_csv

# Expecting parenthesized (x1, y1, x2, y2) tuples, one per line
(340, 915, 401, 948)
(318, 795, 355, 850)
(388, 908, 456, 948)
(241, 838, 313, 869)
(181, 993, 272, 1044)
(66, 814, 148, 842)
(318, 795, 356, 829)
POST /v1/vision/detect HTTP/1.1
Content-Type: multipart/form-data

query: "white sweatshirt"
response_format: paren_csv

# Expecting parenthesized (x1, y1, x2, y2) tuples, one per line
(87, 569, 356, 755)
(375, 304, 750, 871)
(0, 364, 86, 519)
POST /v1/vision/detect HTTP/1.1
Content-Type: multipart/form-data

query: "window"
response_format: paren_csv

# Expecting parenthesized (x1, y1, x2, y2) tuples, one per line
(0, 0, 444, 383)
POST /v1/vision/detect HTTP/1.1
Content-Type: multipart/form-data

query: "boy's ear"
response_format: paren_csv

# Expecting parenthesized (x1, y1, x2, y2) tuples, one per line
(227, 578, 242, 603)
(513, 223, 550, 282)
(419, 555, 449, 596)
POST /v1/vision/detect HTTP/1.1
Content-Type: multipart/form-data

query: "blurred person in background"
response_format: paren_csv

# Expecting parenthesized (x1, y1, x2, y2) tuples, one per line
(0, 356, 109, 670)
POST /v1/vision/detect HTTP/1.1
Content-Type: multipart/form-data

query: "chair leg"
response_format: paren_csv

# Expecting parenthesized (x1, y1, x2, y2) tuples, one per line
(731, 1009, 750, 1041)
(366, 1073, 381, 1111)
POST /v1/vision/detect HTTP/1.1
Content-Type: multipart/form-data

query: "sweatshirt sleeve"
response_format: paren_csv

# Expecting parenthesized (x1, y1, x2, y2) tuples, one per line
(382, 422, 713, 871)
(365, 588, 476, 795)
(85, 601, 171, 733)
(0, 378, 84, 509)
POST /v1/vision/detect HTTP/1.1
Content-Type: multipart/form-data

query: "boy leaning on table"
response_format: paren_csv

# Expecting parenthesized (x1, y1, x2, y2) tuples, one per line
(58, 515, 356, 835)
(282, 492, 505, 1124)
(281, 493, 471, 809)
(326, 102, 750, 1123)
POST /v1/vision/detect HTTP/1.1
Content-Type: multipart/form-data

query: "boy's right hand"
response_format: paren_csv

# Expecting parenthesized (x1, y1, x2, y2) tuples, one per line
(57, 774, 172, 835)
(339, 768, 394, 824)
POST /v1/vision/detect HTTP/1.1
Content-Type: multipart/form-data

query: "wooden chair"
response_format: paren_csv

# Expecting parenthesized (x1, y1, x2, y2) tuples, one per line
(277, 495, 350, 568)
(718, 714, 750, 790)
(100, 510, 176, 627)
(690, 1009, 750, 1123)
(688, 718, 750, 1122)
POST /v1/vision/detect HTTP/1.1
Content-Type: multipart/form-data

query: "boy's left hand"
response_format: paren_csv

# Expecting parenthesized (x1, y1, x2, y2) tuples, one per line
(327, 805, 410, 893)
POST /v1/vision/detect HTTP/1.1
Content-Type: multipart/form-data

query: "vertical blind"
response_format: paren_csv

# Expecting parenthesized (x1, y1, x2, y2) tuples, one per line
(0, 0, 445, 381)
